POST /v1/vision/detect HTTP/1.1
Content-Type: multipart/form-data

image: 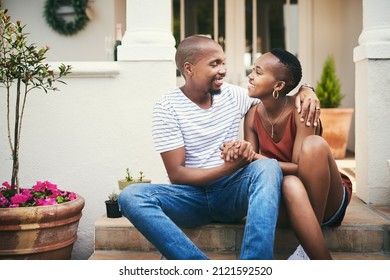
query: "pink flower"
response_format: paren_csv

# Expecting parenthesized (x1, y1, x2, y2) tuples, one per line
(21, 189, 33, 200)
(0, 180, 77, 208)
(36, 197, 57, 206)
(1, 181, 11, 189)
(10, 193, 30, 205)
(32, 181, 47, 192)
(68, 192, 77, 201)
(0, 194, 10, 207)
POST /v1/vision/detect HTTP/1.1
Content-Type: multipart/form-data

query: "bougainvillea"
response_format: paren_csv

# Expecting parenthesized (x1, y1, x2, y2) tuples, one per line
(0, 181, 77, 208)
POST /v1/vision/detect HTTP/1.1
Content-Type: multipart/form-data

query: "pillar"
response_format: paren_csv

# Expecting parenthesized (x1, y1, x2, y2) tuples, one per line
(116, 0, 176, 184)
(354, 0, 390, 204)
(118, 0, 176, 61)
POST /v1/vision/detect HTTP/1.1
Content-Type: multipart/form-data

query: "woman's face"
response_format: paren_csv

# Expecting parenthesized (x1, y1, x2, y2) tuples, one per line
(247, 52, 280, 99)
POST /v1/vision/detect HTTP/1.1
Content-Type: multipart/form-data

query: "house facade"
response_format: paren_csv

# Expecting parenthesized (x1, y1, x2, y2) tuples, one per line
(1, 0, 389, 260)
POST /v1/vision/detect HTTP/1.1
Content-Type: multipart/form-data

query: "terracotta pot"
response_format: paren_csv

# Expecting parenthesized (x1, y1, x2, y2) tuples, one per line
(105, 201, 122, 218)
(0, 195, 85, 260)
(320, 108, 354, 159)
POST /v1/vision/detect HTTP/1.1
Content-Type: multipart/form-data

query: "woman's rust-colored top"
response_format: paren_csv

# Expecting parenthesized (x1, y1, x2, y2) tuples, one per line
(253, 105, 352, 226)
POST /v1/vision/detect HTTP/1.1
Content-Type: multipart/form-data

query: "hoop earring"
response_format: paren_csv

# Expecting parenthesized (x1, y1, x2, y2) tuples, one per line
(272, 89, 279, 99)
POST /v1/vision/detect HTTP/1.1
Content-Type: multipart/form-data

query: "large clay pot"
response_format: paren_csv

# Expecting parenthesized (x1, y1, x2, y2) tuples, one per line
(0, 195, 85, 260)
(320, 108, 354, 159)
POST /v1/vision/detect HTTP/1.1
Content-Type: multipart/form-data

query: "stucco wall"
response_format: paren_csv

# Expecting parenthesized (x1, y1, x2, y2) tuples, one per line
(312, 0, 362, 153)
(0, 0, 175, 260)
(3, 0, 126, 61)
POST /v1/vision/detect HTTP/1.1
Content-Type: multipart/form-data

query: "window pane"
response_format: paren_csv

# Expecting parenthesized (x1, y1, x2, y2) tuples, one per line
(185, 0, 214, 37)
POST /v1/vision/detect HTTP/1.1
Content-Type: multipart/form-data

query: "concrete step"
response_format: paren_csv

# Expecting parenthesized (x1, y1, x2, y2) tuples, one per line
(89, 250, 390, 260)
(90, 194, 390, 260)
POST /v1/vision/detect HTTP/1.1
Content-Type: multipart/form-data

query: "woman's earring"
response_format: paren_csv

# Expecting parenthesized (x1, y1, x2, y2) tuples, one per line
(272, 89, 279, 99)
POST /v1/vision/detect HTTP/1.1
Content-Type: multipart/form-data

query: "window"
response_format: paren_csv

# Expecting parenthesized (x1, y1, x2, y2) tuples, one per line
(245, 0, 298, 74)
(172, 0, 225, 48)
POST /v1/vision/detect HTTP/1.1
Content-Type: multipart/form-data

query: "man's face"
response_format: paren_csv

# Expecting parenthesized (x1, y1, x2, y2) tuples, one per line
(190, 43, 226, 94)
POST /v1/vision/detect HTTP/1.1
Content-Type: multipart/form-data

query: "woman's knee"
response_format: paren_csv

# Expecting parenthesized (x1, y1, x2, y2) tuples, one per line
(300, 135, 330, 158)
(282, 176, 306, 200)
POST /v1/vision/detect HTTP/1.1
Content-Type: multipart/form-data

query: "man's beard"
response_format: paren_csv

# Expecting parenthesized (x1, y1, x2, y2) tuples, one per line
(209, 89, 221, 95)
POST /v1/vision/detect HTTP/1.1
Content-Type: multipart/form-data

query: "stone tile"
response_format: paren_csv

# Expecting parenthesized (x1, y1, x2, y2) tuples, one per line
(371, 205, 390, 221)
(331, 252, 390, 260)
(341, 195, 390, 227)
(89, 250, 161, 260)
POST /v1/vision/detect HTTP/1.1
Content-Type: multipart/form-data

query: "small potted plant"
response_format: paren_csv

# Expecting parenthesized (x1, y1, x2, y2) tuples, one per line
(315, 55, 354, 159)
(105, 190, 121, 218)
(117, 168, 151, 190)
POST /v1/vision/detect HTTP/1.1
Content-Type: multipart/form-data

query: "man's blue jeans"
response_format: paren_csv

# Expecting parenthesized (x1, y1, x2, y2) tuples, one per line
(118, 158, 282, 260)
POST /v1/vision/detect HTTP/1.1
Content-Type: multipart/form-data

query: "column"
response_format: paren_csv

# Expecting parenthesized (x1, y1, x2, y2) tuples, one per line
(116, 0, 177, 184)
(225, 0, 246, 86)
(354, 0, 390, 204)
(118, 0, 176, 61)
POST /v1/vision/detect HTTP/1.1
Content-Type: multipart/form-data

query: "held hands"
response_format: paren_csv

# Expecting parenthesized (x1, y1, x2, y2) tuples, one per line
(295, 85, 321, 127)
(219, 140, 256, 165)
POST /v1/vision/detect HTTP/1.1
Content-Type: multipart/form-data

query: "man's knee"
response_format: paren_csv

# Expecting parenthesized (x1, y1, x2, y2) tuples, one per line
(118, 184, 148, 216)
(250, 158, 282, 179)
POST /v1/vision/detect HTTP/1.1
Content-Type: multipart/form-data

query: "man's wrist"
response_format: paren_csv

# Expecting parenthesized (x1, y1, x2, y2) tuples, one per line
(300, 83, 315, 92)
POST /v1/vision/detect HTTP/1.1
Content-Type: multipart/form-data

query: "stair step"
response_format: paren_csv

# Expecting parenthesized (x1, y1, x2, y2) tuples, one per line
(88, 250, 390, 260)
(92, 195, 390, 259)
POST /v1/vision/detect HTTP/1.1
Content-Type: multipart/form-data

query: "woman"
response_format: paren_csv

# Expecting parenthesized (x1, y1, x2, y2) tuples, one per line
(223, 48, 352, 259)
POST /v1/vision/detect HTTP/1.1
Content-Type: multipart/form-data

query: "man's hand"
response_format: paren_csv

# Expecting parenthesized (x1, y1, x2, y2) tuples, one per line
(295, 85, 321, 127)
(220, 140, 255, 163)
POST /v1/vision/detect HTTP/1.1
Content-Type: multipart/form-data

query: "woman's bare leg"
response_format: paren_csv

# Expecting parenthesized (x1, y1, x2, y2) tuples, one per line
(282, 175, 332, 259)
(283, 135, 344, 259)
(297, 135, 344, 223)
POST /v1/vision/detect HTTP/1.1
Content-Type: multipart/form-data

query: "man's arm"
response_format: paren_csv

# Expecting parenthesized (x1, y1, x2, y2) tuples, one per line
(161, 145, 253, 187)
(294, 84, 321, 127)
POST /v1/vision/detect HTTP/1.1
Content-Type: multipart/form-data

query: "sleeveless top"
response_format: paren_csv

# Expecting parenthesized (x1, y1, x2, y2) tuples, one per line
(253, 105, 353, 223)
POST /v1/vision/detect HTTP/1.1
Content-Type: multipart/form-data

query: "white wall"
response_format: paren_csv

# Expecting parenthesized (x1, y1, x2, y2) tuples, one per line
(3, 0, 126, 61)
(311, 0, 362, 152)
(1, 0, 174, 260)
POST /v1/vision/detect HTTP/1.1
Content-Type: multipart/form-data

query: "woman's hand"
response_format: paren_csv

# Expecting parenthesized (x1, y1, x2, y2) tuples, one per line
(220, 140, 255, 163)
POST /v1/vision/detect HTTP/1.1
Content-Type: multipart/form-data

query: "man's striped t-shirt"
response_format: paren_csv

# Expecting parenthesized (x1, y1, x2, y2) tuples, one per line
(152, 83, 259, 169)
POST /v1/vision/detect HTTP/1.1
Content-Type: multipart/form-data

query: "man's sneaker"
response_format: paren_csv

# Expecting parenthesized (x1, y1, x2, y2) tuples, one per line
(288, 245, 310, 260)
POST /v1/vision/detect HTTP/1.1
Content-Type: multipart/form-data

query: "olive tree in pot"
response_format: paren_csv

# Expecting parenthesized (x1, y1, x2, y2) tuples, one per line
(315, 55, 354, 159)
(0, 9, 84, 259)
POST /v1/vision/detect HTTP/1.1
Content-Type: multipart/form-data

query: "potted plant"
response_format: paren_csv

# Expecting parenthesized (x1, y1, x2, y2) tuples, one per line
(105, 190, 121, 218)
(0, 9, 84, 259)
(315, 55, 354, 159)
(118, 168, 151, 190)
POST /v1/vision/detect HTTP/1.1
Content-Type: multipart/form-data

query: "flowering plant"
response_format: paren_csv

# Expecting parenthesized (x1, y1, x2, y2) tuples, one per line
(0, 180, 76, 208)
(1, 9, 71, 197)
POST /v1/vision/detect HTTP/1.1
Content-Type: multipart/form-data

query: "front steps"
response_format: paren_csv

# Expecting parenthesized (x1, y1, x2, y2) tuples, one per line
(89, 195, 390, 260)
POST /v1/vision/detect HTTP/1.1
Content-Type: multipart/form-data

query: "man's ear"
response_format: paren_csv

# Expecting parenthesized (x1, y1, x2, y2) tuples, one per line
(183, 62, 193, 76)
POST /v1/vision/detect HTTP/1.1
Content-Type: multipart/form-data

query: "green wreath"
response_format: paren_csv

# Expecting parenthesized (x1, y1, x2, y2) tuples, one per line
(44, 0, 89, 36)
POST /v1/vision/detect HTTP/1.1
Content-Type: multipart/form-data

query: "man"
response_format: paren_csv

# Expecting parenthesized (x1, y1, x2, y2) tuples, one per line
(119, 35, 320, 260)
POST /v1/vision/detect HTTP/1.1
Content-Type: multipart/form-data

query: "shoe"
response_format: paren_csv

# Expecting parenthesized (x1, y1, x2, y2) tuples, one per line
(288, 245, 310, 260)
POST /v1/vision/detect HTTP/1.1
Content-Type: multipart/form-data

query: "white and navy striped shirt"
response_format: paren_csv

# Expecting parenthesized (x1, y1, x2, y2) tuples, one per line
(152, 83, 259, 169)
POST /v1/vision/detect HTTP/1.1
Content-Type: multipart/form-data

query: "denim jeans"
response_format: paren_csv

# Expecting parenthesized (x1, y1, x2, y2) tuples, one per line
(118, 158, 282, 260)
